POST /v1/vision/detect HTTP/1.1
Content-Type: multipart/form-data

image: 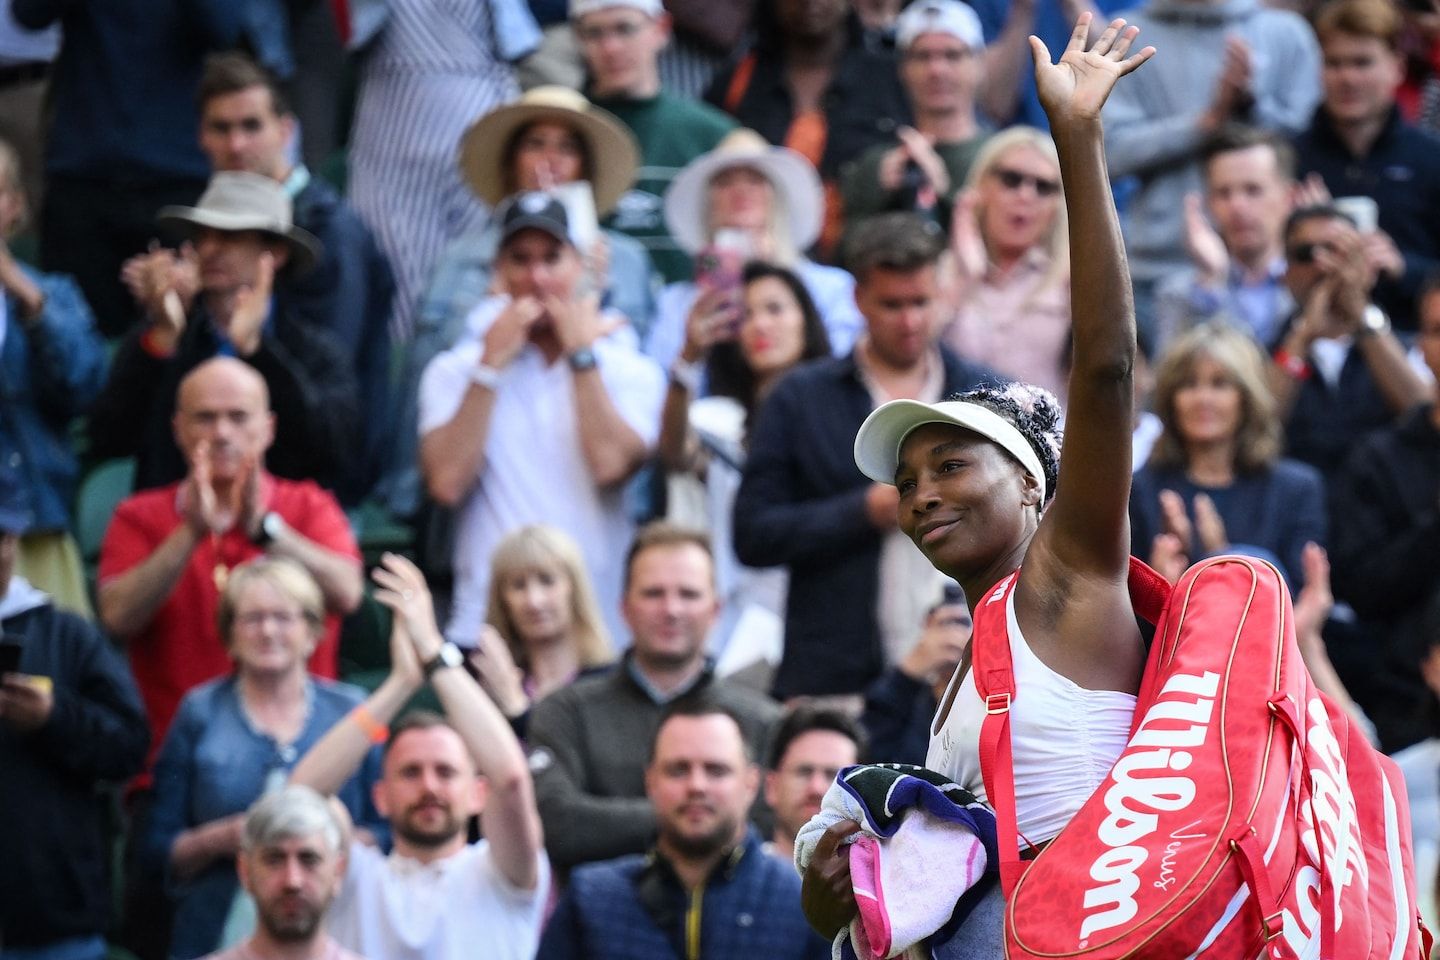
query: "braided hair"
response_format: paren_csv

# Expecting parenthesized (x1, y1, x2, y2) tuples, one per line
(947, 381, 1064, 509)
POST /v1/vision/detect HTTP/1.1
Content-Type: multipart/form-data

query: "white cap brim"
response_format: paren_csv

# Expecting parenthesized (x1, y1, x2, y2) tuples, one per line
(853, 399, 1046, 500)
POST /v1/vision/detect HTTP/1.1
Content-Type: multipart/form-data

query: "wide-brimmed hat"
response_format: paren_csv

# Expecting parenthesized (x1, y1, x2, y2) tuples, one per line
(663, 129, 823, 255)
(158, 172, 320, 275)
(458, 87, 640, 215)
(854, 399, 1046, 501)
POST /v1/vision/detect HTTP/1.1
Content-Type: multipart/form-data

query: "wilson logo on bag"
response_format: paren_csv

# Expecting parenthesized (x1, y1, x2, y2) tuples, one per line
(972, 555, 1430, 960)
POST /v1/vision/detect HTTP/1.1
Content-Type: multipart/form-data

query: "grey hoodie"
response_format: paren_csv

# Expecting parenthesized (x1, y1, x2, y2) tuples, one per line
(1102, 0, 1320, 284)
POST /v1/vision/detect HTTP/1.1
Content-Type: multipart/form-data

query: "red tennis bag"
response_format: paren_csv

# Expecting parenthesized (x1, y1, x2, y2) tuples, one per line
(972, 555, 1430, 959)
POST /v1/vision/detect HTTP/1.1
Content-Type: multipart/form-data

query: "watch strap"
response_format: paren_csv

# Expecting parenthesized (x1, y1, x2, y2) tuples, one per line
(567, 346, 598, 372)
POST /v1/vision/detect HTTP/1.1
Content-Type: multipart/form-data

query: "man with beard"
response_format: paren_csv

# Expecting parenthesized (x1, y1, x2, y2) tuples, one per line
(526, 523, 780, 872)
(537, 702, 828, 958)
(203, 786, 363, 960)
(290, 553, 547, 960)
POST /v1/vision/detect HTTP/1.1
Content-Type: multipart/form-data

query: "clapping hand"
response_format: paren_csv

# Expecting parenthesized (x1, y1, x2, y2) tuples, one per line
(373, 553, 444, 671)
(225, 251, 275, 357)
(1032, 14, 1154, 128)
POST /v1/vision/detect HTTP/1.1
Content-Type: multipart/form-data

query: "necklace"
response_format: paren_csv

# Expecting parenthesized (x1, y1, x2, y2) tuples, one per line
(212, 532, 231, 593)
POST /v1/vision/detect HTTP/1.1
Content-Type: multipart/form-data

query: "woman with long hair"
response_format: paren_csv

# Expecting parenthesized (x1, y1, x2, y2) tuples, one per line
(658, 262, 832, 655)
(1131, 321, 1327, 588)
(146, 558, 383, 959)
(804, 16, 1154, 948)
(466, 525, 613, 733)
(943, 126, 1072, 398)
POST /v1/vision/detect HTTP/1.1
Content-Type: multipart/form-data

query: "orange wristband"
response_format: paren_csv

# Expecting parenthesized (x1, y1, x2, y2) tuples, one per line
(351, 705, 389, 744)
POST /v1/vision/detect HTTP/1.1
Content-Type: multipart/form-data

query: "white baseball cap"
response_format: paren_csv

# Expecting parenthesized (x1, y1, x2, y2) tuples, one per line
(895, 0, 984, 51)
(570, 0, 664, 19)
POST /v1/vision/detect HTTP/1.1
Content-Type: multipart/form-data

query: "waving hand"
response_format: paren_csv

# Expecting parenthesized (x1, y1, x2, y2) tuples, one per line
(1032, 14, 1154, 126)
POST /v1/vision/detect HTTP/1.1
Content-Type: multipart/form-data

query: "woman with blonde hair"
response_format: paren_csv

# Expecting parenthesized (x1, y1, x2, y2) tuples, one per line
(943, 125, 1072, 398)
(468, 525, 613, 733)
(146, 557, 383, 959)
(1130, 321, 1327, 589)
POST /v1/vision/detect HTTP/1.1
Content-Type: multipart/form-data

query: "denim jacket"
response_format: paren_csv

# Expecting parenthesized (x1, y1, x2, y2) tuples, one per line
(0, 265, 105, 532)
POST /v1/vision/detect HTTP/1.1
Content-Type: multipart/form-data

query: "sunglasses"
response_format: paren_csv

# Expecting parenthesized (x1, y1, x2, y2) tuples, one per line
(991, 167, 1060, 197)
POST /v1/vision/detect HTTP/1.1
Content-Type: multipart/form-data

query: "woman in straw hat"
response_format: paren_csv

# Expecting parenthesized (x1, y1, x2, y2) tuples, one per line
(644, 130, 865, 378)
(803, 15, 1155, 949)
(425, 86, 654, 345)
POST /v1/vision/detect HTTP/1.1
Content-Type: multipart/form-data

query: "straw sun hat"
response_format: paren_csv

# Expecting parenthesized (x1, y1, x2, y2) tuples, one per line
(457, 86, 640, 215)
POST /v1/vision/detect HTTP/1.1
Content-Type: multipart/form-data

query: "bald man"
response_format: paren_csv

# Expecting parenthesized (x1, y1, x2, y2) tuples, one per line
(98, 357, 363, 781)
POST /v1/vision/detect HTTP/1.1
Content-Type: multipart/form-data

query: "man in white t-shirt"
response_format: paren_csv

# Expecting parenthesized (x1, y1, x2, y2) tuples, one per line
(290, 553, 548, 960)
(418, 190, 665, 647)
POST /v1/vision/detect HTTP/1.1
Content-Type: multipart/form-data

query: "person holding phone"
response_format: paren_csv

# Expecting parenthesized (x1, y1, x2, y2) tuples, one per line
(0, 462, 149, 960)
(658, 262, 832, 657)
(645, 130, 866, 381)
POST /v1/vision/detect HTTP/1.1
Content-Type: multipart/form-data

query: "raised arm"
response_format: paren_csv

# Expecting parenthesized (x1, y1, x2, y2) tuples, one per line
(372, 555, 543, 891)
(1030, 16, 1153, 578)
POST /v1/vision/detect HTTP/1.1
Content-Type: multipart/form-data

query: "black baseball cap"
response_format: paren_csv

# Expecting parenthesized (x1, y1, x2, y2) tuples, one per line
(497, 191, 573, 247)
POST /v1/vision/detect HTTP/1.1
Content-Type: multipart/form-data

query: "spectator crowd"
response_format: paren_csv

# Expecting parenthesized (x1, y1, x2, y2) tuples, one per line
(1, 0, 1440, 955)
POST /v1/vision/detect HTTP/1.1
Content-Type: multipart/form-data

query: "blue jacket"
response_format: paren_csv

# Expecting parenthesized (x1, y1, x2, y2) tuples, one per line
(538, 830, 828, 960)
(1129, 457, 1328, 593)
(0, 265, 106, 531)
(289, 174, 396, 505)
(734, 347, 994, 698)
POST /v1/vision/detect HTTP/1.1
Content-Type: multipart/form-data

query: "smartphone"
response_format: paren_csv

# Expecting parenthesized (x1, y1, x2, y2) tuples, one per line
(0, 638, 22, 675)
(694, 229, 751, 323)
(549, 181, 599, 254)
(1333, 196, 1379, 234)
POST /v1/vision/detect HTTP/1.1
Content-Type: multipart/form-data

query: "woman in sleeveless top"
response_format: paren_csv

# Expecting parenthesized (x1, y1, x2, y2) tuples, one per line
(801, 14, 1155, 940)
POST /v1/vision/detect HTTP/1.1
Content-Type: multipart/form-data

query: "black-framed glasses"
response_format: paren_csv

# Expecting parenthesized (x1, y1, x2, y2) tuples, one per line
(991, 167, 1060, 197)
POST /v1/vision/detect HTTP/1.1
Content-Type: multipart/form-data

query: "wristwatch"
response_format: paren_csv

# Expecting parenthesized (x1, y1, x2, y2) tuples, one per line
(469, 362, 503, 391)
(252, 512, 286, 547)
(670, 357, 703, 394)
(423, 642, 465, 679)
(1358, 305, 1391, 338)
(567, 346, 598, 372)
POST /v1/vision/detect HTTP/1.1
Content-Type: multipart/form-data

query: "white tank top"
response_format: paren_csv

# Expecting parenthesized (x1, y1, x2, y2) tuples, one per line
(925, 585, 1137, 845)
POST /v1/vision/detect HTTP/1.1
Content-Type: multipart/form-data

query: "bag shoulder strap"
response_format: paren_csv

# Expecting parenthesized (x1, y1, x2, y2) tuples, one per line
(972, 558, 1171, 898)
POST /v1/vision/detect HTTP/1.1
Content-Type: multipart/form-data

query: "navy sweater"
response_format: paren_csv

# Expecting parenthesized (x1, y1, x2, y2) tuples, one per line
(537, 831, 828, 960)
(0, 600, 148, 946)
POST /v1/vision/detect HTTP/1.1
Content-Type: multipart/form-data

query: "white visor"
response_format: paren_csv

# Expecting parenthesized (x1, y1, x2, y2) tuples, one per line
(853, 398, 1046, 501)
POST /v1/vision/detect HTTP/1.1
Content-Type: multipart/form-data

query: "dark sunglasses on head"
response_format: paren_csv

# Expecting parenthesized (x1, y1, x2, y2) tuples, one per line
(991, 167, 1060, 197)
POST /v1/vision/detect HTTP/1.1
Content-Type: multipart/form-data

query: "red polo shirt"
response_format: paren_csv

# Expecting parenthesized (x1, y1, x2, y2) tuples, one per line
(98, 475, 360, 777)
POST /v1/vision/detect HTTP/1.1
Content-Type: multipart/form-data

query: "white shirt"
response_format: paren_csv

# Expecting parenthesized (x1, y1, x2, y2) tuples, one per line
(328, 841, 550, 960)
(926, 585, 1136, 845)
(418, 296, 666, 647)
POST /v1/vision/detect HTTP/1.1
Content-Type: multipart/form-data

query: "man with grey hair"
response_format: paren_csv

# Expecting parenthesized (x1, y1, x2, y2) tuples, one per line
(201, 785, 365, 960)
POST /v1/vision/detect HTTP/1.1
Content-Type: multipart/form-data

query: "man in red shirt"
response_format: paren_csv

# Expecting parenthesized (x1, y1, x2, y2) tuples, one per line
(98, 356, 363, 776)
